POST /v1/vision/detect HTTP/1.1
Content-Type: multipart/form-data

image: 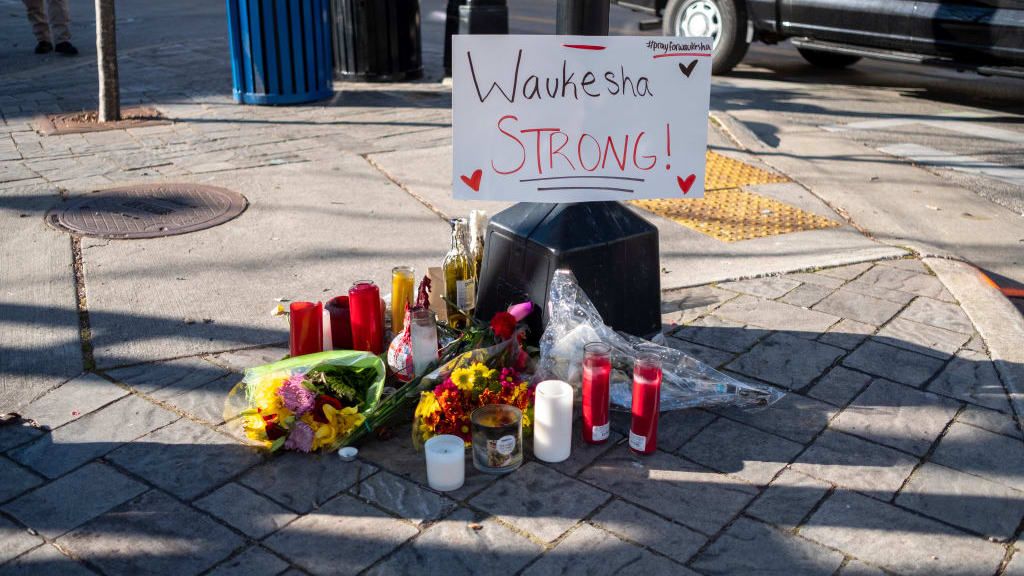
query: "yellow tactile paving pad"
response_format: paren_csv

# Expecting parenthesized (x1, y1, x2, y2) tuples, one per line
(631, 151, 838, 242)
(704, 150, 790, 190)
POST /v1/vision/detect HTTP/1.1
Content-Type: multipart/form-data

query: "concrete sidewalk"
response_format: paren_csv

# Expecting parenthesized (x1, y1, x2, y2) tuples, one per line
(2, 6, 1024, 575)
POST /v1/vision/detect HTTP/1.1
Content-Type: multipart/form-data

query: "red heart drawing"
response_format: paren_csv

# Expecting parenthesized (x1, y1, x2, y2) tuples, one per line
(460, 169, 482, 192)
(677, 174, 696, 194)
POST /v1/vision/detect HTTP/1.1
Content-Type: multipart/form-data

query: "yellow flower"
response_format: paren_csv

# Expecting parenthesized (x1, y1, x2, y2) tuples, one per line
(451, 368, 474, 391)
(415, 391, 440, 419)
(242, 412, 269, 443)
(250, 372, 288, 414)
(305, 404, 365, 451)
(242, 373, 297, 445)
(469, 363, 494, 384)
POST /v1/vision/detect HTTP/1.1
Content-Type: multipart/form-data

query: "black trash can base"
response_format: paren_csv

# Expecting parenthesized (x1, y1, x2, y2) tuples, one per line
(332, 0, 424, 82)
(475, 202, 662, 343)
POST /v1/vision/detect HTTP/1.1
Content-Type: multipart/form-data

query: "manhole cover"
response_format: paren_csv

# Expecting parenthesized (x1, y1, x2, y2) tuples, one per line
(46, 183, 248, 239)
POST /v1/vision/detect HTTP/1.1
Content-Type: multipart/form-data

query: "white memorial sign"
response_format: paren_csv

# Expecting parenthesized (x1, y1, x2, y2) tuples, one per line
(453, 35, 712, 202)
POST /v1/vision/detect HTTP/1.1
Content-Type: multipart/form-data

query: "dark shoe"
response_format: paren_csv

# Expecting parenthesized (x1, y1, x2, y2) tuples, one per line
(54, 41, 78, 56)
(34, 41, 53, 54)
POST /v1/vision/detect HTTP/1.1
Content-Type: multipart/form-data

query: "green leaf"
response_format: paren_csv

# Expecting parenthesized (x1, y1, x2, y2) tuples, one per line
(305, 363, 378, 410)
(270, 436, 286, 452)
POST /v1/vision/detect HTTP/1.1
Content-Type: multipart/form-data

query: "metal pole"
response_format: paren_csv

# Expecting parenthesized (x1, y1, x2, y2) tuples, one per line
(443, 0, 464, 76)
(556, 0, 610, 35)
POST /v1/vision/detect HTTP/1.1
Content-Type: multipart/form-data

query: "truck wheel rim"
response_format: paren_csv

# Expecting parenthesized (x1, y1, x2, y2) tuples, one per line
(677, 0, 722, 50)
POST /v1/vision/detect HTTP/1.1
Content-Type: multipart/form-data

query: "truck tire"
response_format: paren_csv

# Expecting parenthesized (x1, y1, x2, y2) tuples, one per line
(797, 48, 862, 69)
(663, 0, 749, 75)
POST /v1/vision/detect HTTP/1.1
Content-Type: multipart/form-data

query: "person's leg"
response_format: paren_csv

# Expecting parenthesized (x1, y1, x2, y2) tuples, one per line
(47, 0, 77, 55)
(21, 0, 52, 44)
(47, 0, 70, 44)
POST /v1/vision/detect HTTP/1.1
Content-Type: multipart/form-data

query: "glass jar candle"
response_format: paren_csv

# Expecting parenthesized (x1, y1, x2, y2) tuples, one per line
(410, 308, 439, 376)
(325, 296, 352, 350)
(391, 266, 415, 335)
(424, 434, 465, 492)
(289, 301, 323, 357)
(582, 342, 612, 444)
(349, 281, 383, 354)
(534, 380, 573, 463)
(470, 404, 523, 474)
(629, 353, 662, 455)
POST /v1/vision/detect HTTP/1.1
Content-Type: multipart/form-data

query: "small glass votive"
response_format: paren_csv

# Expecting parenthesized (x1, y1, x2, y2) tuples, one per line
(471, 404, 523, 474)
(424, 434, 465, 492)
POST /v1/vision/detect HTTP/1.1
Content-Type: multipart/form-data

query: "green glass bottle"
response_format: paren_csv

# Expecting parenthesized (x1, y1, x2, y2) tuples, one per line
(469, 210, 487, 284)
(443, 218, 475, 329)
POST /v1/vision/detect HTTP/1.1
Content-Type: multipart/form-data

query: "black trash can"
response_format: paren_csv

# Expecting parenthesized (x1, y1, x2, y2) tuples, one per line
(331, 0, 423, 81)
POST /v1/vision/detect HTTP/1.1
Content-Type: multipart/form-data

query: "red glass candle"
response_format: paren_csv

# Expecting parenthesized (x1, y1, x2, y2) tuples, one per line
(325, 296, 353, 350)
(349, 281, 383, 354)
(629, 353, 662, 455)
(289, 301, 323, 357)
(582, 342, 612, 444)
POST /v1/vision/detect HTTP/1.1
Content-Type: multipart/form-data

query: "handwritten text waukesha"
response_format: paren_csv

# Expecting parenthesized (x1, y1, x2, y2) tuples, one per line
(468, 50, 654, 103)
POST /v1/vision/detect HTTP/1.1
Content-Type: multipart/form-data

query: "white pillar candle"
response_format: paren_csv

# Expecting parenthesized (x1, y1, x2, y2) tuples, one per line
(533, 379, 574, 463)
(424, 434, 465, 492)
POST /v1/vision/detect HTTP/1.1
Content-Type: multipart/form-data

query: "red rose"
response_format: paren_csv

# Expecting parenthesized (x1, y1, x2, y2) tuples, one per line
(313, 394, 343, 423)
(265, 422, 287, 441)
(490, 311, 517, 340)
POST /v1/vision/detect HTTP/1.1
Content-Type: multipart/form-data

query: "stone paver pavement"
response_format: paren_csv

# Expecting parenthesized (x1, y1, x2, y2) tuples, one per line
(0, 259, 1021, 575)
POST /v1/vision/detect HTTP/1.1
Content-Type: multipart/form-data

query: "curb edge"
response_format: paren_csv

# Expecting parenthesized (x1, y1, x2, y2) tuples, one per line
(925, 257, 1024, 427)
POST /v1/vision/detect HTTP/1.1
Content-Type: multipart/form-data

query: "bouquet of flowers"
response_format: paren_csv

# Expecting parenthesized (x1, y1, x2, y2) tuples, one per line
(412, 301, 537, 448)
(225, 351, 385, 453)
(413, 362, 534, 447)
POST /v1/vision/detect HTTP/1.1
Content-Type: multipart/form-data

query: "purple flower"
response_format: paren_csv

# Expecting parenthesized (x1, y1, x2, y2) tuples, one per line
(284, 421, 314, 453)
(278, 374, 316, 415)
(500, 367, 519, 387)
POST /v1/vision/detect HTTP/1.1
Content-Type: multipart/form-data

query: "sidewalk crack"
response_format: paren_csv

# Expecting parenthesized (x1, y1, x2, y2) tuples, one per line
(362, 152, 451, 222)
(70, 235, 96, 371)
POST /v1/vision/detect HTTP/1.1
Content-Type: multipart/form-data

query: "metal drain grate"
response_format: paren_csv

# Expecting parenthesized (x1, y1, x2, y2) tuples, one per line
(47, 183, 248, 239)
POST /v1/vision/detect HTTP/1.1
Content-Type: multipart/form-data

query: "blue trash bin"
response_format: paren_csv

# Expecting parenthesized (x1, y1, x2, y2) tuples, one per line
(226, 0, 334, 105)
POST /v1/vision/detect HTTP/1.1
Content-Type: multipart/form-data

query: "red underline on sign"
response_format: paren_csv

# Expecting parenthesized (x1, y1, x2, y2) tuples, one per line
(563, 44, 606, 51)
(653, 52, 713, 58)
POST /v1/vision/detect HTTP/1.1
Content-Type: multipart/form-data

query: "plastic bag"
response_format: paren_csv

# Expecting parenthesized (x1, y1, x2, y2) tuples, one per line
(535, 270, 783, 411)
(223, 350, 386, 452)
